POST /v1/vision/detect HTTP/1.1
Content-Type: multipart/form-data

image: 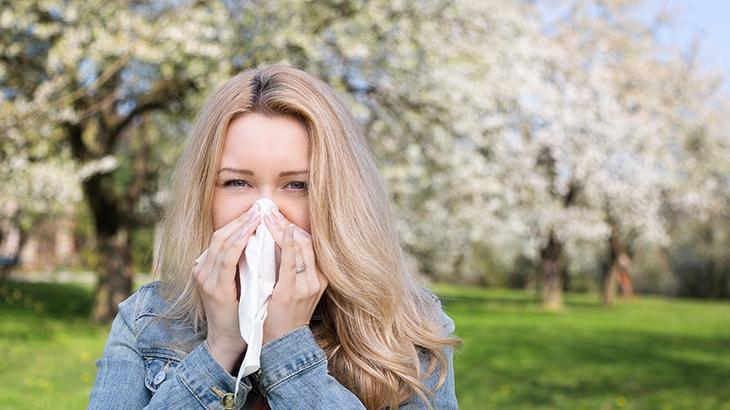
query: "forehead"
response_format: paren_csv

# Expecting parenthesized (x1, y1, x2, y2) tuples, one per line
(219, 113, 309, 167)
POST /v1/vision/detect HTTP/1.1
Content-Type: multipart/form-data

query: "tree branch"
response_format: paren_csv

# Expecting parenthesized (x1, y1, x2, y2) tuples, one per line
(105, 77, 197, 155)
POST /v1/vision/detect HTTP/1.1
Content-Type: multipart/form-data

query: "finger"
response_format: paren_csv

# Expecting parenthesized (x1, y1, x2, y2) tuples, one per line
(200, 209, 258, 287)
(193, 257, 205, 280)
(293, 227, 325, 296)
(293, 235, 306, 275)
(263, 208, 291, 248)
(215, 226, 252, 287)
(277, 224, 297, 287)
(270, 207, 291, 230)
(205, 207, 260, 273)
(208, 205, 260, 255)
(212, 212, 262, 283)
(198, 210, 261, 296)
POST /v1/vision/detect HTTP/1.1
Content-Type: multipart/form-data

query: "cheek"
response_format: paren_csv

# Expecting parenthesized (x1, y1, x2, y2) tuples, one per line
(212, 194, 255, 230)
(279, 202, 310, 232)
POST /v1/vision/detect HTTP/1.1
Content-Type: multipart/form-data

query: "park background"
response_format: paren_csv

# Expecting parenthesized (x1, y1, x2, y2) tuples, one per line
(1, 0, 729, 409)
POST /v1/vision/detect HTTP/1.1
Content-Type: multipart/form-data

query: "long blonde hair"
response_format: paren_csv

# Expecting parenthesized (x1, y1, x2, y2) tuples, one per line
(155, 66, 459, 409)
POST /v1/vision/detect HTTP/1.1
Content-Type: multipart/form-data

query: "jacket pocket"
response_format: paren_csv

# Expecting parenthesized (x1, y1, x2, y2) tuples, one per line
(143, 354, 180, 393)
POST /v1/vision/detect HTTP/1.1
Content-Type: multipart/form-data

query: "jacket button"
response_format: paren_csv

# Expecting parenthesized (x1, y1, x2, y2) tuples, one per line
(221, 393, 238, 409)
(153, 370, 166, 385)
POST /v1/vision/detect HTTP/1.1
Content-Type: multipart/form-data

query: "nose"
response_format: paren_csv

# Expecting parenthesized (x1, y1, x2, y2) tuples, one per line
(250, 192, 279, 214)
(252, 198, 277, 215)
(251, 186, 274, 204)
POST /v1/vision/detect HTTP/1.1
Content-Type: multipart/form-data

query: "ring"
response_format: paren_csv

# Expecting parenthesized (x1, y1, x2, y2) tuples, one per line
(295, 263, 306, 274)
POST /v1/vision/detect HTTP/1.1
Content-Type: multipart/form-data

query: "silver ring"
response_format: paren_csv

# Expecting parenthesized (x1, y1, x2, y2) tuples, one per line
(295, 263, 306, 274)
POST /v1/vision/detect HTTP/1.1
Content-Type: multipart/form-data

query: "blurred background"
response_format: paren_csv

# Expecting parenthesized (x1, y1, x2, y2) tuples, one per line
(1, 0, 728, 409)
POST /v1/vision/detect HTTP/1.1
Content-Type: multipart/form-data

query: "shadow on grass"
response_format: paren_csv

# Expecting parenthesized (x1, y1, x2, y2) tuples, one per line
(0, 280, 95, 320)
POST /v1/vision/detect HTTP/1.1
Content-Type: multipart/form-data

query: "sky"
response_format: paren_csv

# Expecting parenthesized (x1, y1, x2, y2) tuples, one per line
(650, 0, 730, 94)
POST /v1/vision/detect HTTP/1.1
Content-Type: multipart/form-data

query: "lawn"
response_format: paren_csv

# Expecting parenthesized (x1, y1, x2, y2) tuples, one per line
(0, 281, 108, 409)
(433, 284, 730, 410)
(0, 280, 728, 409)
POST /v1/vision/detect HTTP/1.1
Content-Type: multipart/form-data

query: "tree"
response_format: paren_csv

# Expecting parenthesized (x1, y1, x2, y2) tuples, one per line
(0, 131, 82, 279)
(1, 0, 234, 321)
(4, 0, 728, 321)
(657, 46, 730, 299)
(233, 0, 730, 304)
(488, 0, 730, 308)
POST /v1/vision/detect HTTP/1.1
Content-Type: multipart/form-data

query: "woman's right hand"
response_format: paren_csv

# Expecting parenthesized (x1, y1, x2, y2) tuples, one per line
(193, 204, 262, 374)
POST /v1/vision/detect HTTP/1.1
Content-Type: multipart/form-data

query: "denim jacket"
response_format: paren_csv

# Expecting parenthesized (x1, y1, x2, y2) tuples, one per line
(88, 282, 458, 409)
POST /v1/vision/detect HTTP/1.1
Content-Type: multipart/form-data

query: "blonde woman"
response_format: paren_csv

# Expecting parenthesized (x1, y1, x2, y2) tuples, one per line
(88, 66, 459, 410)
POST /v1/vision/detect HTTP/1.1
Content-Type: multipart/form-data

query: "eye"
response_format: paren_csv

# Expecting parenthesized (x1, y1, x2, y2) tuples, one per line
(223, 180, 249, 188)
(287, 181, 308, 190)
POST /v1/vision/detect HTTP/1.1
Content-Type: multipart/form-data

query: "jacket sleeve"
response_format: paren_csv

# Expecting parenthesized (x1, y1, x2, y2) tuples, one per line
(257, 296, 458, 410)
(257, 326, 366, 409)
(87, 285, 254, 410)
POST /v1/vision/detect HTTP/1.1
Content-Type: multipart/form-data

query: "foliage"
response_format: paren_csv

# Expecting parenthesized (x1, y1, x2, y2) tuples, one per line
(0, 0, 239, 319)
(1, 0, 729, 307)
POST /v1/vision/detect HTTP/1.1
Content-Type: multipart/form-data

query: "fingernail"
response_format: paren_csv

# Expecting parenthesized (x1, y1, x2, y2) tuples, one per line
(295, 226, 312, 239)
(288, 224, 295, 238)
(273, 208, 285, 220)
(237, 226, 248, 239)
(241, 205, 256, 219)
(267, 211, 277, 224)
(247, 210, 260, 223)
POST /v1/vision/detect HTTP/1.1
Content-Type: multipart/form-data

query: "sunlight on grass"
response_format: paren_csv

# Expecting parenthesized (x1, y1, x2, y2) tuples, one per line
(0, 281, 109, 409)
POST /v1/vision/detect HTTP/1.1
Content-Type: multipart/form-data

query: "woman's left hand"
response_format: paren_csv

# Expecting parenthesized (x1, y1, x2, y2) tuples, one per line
(262, 208, 328, 345)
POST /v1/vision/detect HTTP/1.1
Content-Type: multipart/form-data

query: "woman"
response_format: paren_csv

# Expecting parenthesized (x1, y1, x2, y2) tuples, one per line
(88, 66, 459, 410)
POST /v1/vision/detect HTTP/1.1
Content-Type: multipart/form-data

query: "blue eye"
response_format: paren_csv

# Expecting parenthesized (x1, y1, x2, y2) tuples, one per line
(288, 181, 307, 190)
(225, 180, 248, 188)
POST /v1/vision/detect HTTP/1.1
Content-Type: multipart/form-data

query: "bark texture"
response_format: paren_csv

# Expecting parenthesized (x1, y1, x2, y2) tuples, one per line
(538, 235, 563, 310)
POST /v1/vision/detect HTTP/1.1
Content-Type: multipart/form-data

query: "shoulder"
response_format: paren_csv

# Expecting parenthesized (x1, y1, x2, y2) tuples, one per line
(418, 288, 456, 336)
(117, 281, 198, 353)
(118, 281, 172, 324)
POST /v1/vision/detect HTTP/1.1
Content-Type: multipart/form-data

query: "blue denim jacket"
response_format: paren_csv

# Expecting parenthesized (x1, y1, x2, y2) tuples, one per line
(88, 282, 458, 409)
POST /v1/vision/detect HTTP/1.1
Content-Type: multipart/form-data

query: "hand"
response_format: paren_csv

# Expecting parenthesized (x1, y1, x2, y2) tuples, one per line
(193, 204, 262, 373)
(262, 208, 328, 345)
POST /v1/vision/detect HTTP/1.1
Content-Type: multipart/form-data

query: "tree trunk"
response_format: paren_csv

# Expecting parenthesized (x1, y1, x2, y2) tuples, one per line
(602, 257, 620, 306)
(91, 228, 133, 322)
(84, 173, 133, 323)
(601, 226, 632, 306)
(538, 235, 563, 310)
(61, 78, 186, 322)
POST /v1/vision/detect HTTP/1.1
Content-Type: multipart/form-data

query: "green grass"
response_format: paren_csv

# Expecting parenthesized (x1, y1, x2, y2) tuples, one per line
(432, 284, 730, 410)
(0, 281, 109, 409)
(1, 281, 729, 409)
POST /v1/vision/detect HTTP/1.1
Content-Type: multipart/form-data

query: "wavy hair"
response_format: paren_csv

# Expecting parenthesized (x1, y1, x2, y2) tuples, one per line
(154, 66, 459, 409)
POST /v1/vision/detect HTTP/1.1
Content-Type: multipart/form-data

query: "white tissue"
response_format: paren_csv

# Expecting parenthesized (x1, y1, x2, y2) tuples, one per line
(237, 198, 279, 378)
(195, 198, 280, 393)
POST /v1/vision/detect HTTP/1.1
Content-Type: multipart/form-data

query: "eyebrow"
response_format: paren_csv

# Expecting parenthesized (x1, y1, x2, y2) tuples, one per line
(218, 168, 309, 177)
(279, 170, 309, 177)
(218, 168, 253, 175)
